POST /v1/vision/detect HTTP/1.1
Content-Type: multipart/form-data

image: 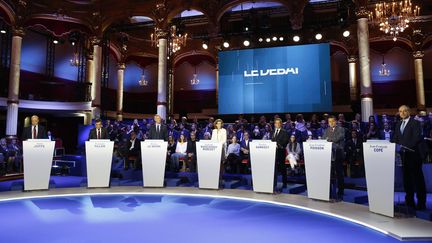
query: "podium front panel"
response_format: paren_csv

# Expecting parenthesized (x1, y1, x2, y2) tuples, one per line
(85, 141, 114, 188)
(363, 141, 395, 217)
(196, 142, 223, 189)
(141, 140, 168, 187)
(303, 140, 333, 201)
(23, 140, 55, 191)
(250, 141, 276, 193)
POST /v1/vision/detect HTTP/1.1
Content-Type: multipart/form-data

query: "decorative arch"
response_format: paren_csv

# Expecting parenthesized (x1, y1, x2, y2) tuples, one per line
(0, 1, 15, 25)
(369, 36, 413, 54)
(25, 16, 92, 37)
(216, 0, 287, 23)
(174, 50, 216, 68)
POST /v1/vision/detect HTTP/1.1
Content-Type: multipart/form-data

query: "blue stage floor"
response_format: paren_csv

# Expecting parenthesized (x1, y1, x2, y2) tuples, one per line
(0, 194, 430, 243)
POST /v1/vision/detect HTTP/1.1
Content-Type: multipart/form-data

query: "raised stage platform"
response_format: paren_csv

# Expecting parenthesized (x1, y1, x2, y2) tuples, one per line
(0, 187, 431, 242)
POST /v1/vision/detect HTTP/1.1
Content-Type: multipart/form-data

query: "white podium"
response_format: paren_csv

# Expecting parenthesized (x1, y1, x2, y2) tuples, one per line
(141, 140, 168, 187)
(196, 141, 223, 189)
(85, 140, 114, 188)
(23, 139, 55, 191)
(303, 140, 333, 201)
(363, 140, 396, 217)
(250, 140, 276, 193)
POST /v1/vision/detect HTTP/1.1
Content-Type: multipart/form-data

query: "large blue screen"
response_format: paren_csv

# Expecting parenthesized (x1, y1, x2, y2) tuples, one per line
(218, 43, 332, 114)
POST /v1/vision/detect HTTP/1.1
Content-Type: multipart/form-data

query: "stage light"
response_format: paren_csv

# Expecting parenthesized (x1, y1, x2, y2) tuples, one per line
(0, 30, 6, 34)
(293, 35, 300, 42)
(315, 33, 322, 40)
(258, 38, 263, 42)
(265, 38, 271, 43)
(53, 39, 59, 44)
(223, 41, 230, 48)
(245, 27, 249, 31)
(343, 30, 350, 37)
(272, 36, 277, 41)
(202, 42, 208, 50)
(279, 37, 284, 41)
(243, 40, 250, 47)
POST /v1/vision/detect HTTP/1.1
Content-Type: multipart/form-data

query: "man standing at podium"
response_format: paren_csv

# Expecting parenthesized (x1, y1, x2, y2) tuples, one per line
(323, 115, 345, 200)
(22, 115, 47, 140)
(148, 114, 168, 141)
(88, 119, 108, 140)
(392, 105, 426, 210)
(271, 118, 289, 192)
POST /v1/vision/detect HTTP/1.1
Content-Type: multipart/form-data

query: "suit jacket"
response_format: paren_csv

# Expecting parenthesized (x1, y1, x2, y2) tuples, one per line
(323, 126, 345, 151)
(127, 138, 141, 156)
(323, 126, 346, 161)
(345, 137, 363, 161)
(271, 128, 289, 156)
(211, 128, 227, 143)
(22, 125, 48, 140)
(392, 117, 422, 152)
(148, 124, 168, 141)
(88, 127, 109, 140)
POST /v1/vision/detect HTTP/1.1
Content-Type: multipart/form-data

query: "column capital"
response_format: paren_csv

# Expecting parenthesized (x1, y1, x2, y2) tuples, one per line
(413, 51, 424, 59)
(117, 63, 126, 70)
(89, 36, 102, 46)
(355, 6, 370, 19)
(12, 26, 25, 37)
(348, 56, 358, 63)
(155, 27, 169, 40)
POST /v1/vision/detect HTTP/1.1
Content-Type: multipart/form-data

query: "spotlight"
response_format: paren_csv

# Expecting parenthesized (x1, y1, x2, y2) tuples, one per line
(202, 42, 208, 50)
(245, 27, 249, 31)
(293, 35, 300, 42)
(53, 39, 59, 44)
(265, 38, 271, 43)
(272, 36, 277, 41)
(71, 41, 75, 46)
(258, 38, 263, 42)
(243, 40, 250, 47)
(315, 33, 322, 40)
(223, 41, 230, 48)
(279, 37, 284, 41)
(0, 30, 6, 34)
(393, 37, 397, 42)
(343, 30, 350, 37)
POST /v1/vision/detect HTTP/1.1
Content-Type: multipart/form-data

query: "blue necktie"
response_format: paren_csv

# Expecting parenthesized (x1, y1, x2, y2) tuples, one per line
(400, 120, 406, 134)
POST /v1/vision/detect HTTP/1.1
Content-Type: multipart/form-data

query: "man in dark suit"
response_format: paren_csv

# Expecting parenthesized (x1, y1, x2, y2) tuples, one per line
(148, 114, 168, 141)
(345, 130, 363, 177)
(125, 131, 141, 170)
(271, 118, 289, 192)
(88, 118, 109, 140)
(392, 105, 426, 210)
(186, 132, 198, 172)
(240, 132, 252, 174)
(323, 115, 346, 199)
(22, 115, 48, 140)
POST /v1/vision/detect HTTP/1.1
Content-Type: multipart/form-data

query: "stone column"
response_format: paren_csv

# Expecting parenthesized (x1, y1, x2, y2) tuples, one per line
(356, 8, 374, 122)
(348, 56, 358, 102)
(83, 111, 92, 125)
(413, 51, 425, 111)
(92, 38, 102, 118)
(6, 27, 25, 137)
(156, 36, 168, 121)
(116, 63, 125, 121)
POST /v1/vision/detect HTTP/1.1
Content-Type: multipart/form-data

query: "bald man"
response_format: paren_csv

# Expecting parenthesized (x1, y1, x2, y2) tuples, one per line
(392, 105, 427, 210)
(148, 115, 168, 141)
(22, 115, 48, 140)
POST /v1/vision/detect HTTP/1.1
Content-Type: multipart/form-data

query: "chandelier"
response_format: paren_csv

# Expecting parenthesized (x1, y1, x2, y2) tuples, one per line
(369, 0, 420, 41)
(379, 55, 390, 76)
(190, 66, 200, 85)
(138, 69, 148, 86)
(70, 42, 80, 66)
(150, 25, 187, 54)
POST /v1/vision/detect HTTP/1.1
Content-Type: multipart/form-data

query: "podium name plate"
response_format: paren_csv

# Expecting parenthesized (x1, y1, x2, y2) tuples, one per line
(85, 140, 114, 188)
(23, 140, 55, 191)
(303, 140, 333, 201)
(363, 141, 395, 217)
(141, 140, 168, 187)
(196, 142, 223, 189)
(250, 141, 276, 193)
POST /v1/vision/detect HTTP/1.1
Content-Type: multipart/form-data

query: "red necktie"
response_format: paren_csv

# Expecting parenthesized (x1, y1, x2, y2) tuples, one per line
(97, 129, 100, 139)
(33, 126, 37, 139)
